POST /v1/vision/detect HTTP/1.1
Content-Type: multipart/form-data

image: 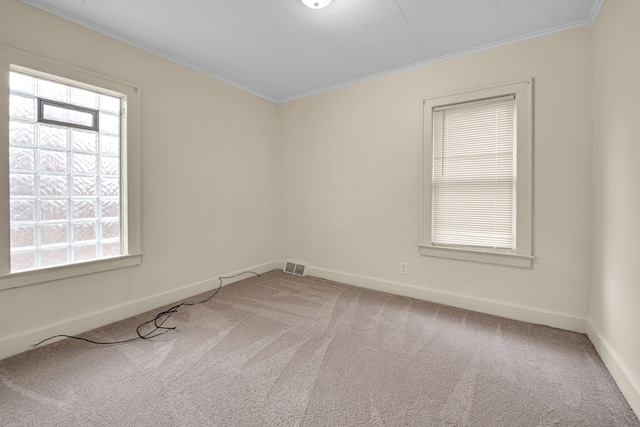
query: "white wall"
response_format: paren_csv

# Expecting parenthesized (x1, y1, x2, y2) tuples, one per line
(589, 0, 640, 415)
(0, 0, 280, 359)
(279, 27, 594, 332)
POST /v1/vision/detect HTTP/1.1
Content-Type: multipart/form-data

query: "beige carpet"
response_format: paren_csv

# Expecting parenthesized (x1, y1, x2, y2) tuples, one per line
(1, 271, 637, 426)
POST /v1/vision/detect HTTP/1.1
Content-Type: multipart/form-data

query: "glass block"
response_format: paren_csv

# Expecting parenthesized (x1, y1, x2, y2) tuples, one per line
(39, 150, 68, 173)
(40, 223, 68, 245)
(72, 153, 97, 174)
(41, 247, 69, 267)
(9, 94, 36, 120)
(71, 87, 98, 109)
(10, 72, 35, 94)
(10, 173, 35, 196)
(9, 147, 35, 171)
(73, 222, 97, 242)
(10, 225, 35, 248)
(40, 200, 68, 221)
(99, 112, 120, 134)
(9, 121, 35, 146)
(101, 199, 120, 218)
(41, 102, 96, 129)
(101, 156, 120, 176)
(72, 176, 97, 196)
(101, 177, 120, 197)
(11, 251, 36, 272)
(100, 94, 120, 113)
(101, 220, 120, 239)
(73, 200, 96, 219)
(39, 174, 69, 196)
(38, 79, 69, 102)
(100, 134, 119, 155)
(101, 241, 121, 258)
(10, 200, 35, 222)
(73, 244, 97, 262)
(39, 124, 68, 148)
(71, 129, 98, 152)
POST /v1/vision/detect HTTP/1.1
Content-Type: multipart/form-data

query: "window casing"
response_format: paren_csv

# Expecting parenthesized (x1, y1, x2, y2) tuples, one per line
(420, 80, 533, 268)
(0, 46, 142, 290)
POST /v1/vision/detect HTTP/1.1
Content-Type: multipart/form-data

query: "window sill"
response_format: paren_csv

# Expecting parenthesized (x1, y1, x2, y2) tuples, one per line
(0, 253, 143, 291)
(419, 245, 533, 268)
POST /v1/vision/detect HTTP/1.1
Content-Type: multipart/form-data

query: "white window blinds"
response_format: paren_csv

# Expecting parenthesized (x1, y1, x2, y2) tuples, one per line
(432, 95, 516, 250)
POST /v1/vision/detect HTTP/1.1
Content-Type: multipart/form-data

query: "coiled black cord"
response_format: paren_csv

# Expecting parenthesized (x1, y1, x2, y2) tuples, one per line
(31, 271, 260, 347)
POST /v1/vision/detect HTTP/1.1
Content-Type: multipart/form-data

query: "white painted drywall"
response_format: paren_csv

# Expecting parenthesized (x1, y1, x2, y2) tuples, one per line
(278, 27, 594, 330)
(590, 0, 640, 414)
(0, 0, 279, 358)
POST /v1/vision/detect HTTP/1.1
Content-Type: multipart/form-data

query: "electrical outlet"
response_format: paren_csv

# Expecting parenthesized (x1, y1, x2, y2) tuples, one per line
(399, 262, 408, 275)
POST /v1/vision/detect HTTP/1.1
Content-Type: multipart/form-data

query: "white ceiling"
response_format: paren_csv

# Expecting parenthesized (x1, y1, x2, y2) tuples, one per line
(19, 0, 603, 103)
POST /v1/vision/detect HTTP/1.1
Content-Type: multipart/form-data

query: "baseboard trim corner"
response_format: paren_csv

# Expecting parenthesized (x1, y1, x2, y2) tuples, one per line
(307, 266, 586, 333)
(587, 320, 640, 417)
(0, 260, 281, 361)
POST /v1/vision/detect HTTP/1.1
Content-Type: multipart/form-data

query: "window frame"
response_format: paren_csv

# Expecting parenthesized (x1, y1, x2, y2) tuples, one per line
(0, 45, 143, 290)
(37, 98, 100, 131)
(419, 80, 534, 268)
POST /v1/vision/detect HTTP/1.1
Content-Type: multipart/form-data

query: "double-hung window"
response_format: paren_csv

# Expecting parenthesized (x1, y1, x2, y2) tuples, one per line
(0, 47, 142, 289)
(420, 80, 533, 267)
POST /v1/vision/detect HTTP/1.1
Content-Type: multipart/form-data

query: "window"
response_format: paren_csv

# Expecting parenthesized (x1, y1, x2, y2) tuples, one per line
(0, 48, 142, 290)
(420, 80, 533, 267)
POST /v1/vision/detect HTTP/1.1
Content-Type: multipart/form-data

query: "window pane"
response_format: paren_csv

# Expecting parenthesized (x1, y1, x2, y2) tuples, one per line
(100, 134, 119, 155)
(10, 200, 35, 222)
(101, 156, 119, 176)
(73, 244, 97, 262)
(10, 174, 35, 196)
(40, 200, 68, 221)
(101, 220, 120, 240)
(71, 129, 98, 152)
(40, 223, 68, 245)
(39, 125, 68, 148)
(71, 87, 98, 109)
(9, 147, 35, 171)
(10, 72, 35, 94)
(99, 94, 120, 113)
(9, 121, 35, 146)
(41, 101, 96, 129)
(11, 251, 36, 271)
(73, 200, 97, 219)
(73, 222, 97, 242)
(40, 247, 69, 267)
(99, 112, 120, 134)
(101, 241, 121, 257)
(9, 94, 35, 120)
(72, 176, 97, 196)
(72, 153, 98, 174)
(101, 177, 119, 196)
(38, 79, 68, 102)
(101, 200, 119, 218)
(11, 225, 35, 248)
(39, 175, 69, 197)
(39, 150, 68, 173)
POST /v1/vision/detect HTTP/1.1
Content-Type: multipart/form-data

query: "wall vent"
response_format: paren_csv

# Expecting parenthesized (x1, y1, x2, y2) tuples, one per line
(283, 260, 308, 276)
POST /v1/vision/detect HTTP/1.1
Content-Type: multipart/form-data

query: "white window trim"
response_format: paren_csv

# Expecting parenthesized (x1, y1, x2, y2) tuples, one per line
(419, 80, 534, 268)
(0, 45, 143, 290)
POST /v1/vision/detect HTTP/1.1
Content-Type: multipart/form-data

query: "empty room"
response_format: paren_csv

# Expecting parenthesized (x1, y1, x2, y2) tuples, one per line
(0, 0, 638, 425)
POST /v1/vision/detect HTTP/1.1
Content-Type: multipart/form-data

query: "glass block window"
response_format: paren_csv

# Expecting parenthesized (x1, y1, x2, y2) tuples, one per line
(9, 71, 122, 271)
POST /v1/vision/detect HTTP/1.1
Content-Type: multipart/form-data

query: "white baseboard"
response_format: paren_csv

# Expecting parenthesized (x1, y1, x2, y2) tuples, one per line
(307, 266, 587, 333)
(587, 320, 640, 417)
(0, 261, 281, 361)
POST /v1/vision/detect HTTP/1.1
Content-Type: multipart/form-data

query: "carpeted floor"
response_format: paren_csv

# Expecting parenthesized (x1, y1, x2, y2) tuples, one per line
(0, 271, 638, 426)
